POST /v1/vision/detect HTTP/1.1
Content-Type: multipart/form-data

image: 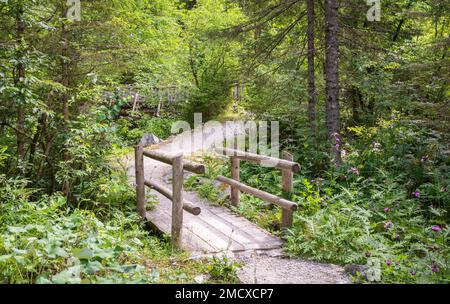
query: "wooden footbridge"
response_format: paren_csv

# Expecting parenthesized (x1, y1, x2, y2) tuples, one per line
(133, 144, 300, 255)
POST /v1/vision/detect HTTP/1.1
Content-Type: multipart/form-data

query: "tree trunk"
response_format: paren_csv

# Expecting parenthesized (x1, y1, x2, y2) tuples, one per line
(307, 0, 317, 142)
(350, 86, 362, 125)
(324, 0, 342, 166)
(254, 24, 262, 55)
(15, 5, 26, 163)
(61, 17, 70, 126)
(61, 6, 71, 198)
(392, 0, 413, 42)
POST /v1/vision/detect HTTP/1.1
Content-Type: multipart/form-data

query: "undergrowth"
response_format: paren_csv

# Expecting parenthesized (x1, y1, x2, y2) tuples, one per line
(188, 116, 450, 283)
(0, 144, 234, 284)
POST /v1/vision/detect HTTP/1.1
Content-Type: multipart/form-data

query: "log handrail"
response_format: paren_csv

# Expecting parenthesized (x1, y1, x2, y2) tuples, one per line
(136, 143, 300, 249)
(218, 148, 299, 232)
(143, 149, 205, 174)
(135, 144, 204, 249)
(216, 176, 298, 211)
(215, 147, 300, 173)
(145, 179, 201, 216)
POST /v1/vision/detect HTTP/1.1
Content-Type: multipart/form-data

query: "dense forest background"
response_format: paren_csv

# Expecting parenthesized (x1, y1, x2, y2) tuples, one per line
(0, 0, 449, 283)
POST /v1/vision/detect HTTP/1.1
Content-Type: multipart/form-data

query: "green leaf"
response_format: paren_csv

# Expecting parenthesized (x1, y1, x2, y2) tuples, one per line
(84, 261, 103, 274)
(72, 247, 93, 260)
(36, 274, 52, 284)
(92, 247, 115, 260)
(44, 244, 69, 258)
(51, 266, 82, 284)
(131, 237, 144, 247)
(8, 226, 27, 233)
(0, 255, 12, 262)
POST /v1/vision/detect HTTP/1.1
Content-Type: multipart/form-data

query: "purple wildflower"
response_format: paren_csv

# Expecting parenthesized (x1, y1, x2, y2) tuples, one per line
(431, 264, 439, 273)
(411, 271, 416, 276)
(395, 261, 399, 266)
(384, 208, 391, 213)
(384, 221, 394, 229)
(386, 260, 392, 266)
(365, 252, 372, 258)
(420, 155, 429, 163)
(348, 167, 360, 175)
(413, 191, 421, 198)
(432, 225, 442, 232)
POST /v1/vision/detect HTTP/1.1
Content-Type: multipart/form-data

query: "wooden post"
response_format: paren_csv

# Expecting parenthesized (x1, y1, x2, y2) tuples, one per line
(281, 151, 294, 232)
(230, 156, 240, 207)
(132, 92, 140, 112)
(135, 144, 146, 218)
(171, 154, 184, 249)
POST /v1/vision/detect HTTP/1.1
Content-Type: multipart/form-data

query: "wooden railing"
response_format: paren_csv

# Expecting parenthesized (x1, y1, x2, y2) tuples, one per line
(215, 148, 300, 231)
(135, 144, 300, 248)
(135, 144, 204, 249)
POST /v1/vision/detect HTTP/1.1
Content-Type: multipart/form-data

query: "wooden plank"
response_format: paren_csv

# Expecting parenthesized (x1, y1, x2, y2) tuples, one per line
(171, 155, 184, 249)
(217, 176, 298, 211)
(183, 218, 245, 251)
(145, 201, 217, 253)
(182, 224, 220, 252)
(135, 144, 146, 218)
(281, 151, 294, 230)
(145, 204, 171, 232)
(144, 179, 201, 215)
(230, 156, 240, 207)
(197, 210, 276, 249)
(148, 197, 243, 251)
(145, 193, 282, 252)
(195, 204, 282, 245)
(216, 148, 300, 173)
(143, 149, 205, 174)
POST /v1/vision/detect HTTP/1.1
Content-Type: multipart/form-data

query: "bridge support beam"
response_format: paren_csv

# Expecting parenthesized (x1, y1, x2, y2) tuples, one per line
(281, 151, 294, 233)
(135, 144, 146, 218)
(231, 156, 240, 207)
(171, 154, 184, 249)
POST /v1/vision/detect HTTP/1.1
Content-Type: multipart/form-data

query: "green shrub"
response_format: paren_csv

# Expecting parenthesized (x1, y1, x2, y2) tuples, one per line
(208, 256, 241, 283)
(191, 116, 449, 283)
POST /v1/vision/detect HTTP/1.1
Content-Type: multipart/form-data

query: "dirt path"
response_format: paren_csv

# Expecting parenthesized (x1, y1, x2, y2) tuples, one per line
(236, 255, 350, 284)
(126, 123, 351, 284)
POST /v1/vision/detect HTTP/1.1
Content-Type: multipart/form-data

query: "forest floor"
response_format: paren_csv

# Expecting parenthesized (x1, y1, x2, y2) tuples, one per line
(125, 123, 351, 284)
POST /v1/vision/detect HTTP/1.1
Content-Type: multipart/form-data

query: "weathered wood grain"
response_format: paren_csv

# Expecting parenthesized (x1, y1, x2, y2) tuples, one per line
(135, 144, 146, 218)
(281, 151, 294, 230)
(143, 149, 205, 174)
(216, 147, 301, 173)
(171, 154, 184, 249)
(144, 179, 201, 215)
(217, 176, 298, 211)
(230, 156, 240, 207)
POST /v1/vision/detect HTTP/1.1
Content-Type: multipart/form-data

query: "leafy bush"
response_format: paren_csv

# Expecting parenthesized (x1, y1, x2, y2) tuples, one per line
(285, 117, 450, 283)
(0, 174, 231, 284)
(208, 256, 241, 283)
(114, 114, 177, 146)
(0, 178, 156, 283)
(190, 116, 449, 283)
